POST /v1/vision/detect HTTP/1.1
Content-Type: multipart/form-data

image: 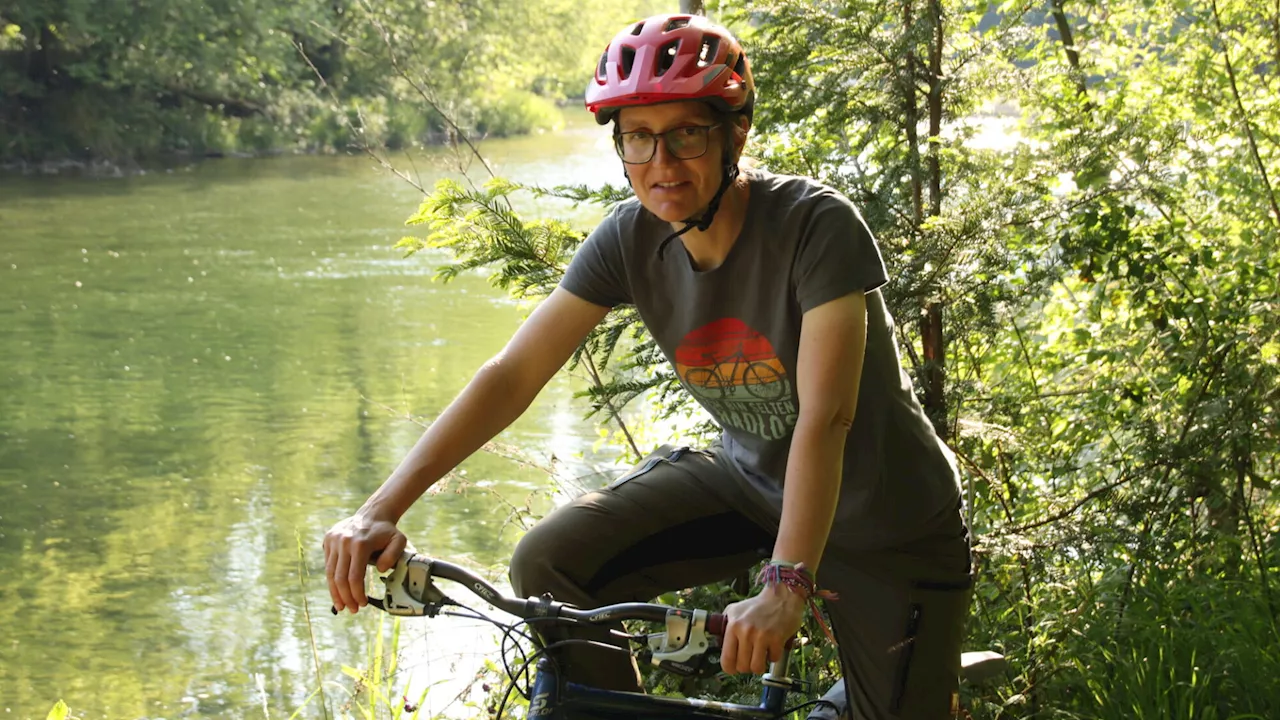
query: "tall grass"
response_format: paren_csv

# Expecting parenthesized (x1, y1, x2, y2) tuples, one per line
(966, 556, 1280, 719)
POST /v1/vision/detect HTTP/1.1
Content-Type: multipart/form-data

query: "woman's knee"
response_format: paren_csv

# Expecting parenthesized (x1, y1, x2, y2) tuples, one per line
(509, 514, 572, 598)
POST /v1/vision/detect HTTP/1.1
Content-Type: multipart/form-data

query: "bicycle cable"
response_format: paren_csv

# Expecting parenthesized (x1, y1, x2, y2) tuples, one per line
(495, 638, 636, 720)
(434, 604, 635, 715)
(437, 606, 538, 700)
(416, 599, 726, 720)
(772, 698, 840, 720)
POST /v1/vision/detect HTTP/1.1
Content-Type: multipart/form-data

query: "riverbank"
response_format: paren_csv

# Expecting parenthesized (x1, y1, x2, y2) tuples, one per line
(1, 91, 574, 177)
(0, 147, 330, 178)
(0, 152, 268, 177)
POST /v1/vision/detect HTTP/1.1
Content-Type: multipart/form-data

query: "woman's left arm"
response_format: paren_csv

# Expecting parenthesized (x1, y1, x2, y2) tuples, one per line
(720, 290, 868, 674)
(774, 289, 868, 571)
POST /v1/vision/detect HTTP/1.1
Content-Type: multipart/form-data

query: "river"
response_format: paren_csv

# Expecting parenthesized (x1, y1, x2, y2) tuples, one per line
(0, 119, 631, 719)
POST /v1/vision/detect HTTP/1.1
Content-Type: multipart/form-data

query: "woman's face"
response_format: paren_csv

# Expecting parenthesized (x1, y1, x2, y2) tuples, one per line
(615, 101, 734, 224)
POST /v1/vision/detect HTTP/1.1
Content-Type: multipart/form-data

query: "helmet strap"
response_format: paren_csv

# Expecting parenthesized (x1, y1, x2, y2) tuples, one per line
(657, 153, 740, 260)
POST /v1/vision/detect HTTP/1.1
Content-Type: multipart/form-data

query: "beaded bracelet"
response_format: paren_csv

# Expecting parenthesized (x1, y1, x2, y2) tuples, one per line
(755, 561, 840, 644)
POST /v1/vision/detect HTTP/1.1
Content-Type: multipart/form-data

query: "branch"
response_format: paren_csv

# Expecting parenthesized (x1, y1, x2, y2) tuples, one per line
(293, 40, 426, 194)
(1210, 0, 1280, 230)
(359, 0, 499, 183)
(164, 85, 264, 117)
(579, 350, 643, 462)
(1009, 319, 1042, 398)
(1000, 473, 1136, 534)
(1049, 0, 1090, 99)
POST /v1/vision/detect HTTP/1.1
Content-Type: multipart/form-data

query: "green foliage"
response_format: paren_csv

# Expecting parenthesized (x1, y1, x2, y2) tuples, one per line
(473, 90, 563, 138)
(398, 177, 685, 450)
(0, 0, 667, 162)
(710, 0, 1280, 715)
(401, 177, 584, 300)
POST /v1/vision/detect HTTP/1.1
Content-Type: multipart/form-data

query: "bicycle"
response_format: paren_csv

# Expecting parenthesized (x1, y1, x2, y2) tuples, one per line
(339, 550, 1008, 719)
(685, 343, 786, 401)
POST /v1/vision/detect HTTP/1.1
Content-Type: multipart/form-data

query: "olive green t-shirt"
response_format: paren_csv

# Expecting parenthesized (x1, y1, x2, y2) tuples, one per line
(561, 170, 960, 549)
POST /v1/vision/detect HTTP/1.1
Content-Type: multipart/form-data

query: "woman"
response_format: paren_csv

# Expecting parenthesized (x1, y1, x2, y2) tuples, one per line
(324, 14, 972, 719)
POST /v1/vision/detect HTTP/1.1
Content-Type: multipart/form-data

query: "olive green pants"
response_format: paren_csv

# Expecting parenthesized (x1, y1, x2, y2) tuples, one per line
(509, 444, 972, 719)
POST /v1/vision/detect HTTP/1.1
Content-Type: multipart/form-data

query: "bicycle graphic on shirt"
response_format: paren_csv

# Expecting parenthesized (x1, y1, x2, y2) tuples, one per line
(684, 343, 787, 400)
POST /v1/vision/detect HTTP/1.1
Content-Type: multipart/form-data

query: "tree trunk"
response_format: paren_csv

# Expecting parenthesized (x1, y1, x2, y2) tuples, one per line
(679, 0, 705, 15)
(922, 0, 948, 438)
(922, 304, 947, 436)
(902, 0, 924, 225)
(32, 24, 56, 86)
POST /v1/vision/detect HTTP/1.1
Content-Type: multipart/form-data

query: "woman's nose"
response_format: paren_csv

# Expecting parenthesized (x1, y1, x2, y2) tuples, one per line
(651, 137, 678, 166)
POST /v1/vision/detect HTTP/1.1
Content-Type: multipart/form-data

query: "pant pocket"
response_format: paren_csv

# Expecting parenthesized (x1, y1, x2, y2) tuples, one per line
(888, 579, 972, 718)
(889, 603, 924, 715)
(606, 445, 689, 490)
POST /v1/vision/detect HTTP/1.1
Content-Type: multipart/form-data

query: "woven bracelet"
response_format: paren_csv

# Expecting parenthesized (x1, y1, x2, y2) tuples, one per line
(755, 561, 840, 644)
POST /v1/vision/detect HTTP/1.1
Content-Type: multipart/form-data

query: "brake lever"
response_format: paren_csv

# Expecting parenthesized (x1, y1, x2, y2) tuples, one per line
(648, 609, 715, 676)
(386, 551, 451, 615)
(330, 551, 449, 616)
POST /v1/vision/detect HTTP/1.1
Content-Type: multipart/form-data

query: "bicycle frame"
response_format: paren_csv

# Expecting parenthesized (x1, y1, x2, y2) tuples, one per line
(528, 657, 792, 720)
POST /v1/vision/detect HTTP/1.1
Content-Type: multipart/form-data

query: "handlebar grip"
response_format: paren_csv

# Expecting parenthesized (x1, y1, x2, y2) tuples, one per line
(707, 613, 727, 637)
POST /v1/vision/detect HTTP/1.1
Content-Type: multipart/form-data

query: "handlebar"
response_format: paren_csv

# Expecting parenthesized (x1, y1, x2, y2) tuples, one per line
(340, 551, 807, 685)
(345, 551, 727, 637)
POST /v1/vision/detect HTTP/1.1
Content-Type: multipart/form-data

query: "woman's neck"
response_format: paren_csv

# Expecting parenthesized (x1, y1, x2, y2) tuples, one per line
(671, 178, 751, 272)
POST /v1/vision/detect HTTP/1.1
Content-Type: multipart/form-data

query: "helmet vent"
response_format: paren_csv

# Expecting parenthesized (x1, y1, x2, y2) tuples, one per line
(697, 36, 720, 67)
(664, 17, 691, 32)
(630, 21, 645, 35)
(656, 40, 680, 76)
(596, 51, 608, 81)
(620, 46, 636, 79)
(732, 53, 747, 79)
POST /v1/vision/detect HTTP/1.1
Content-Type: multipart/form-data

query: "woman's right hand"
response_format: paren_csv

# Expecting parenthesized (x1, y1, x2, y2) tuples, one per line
(323, 512, 408, 613)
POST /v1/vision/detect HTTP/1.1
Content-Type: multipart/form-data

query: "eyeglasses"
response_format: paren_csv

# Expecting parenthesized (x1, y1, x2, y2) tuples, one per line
(614, 123, 722, 164)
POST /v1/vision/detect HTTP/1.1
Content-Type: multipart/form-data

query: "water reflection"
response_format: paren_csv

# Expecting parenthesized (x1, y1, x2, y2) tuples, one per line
(0, 118, 627, 718)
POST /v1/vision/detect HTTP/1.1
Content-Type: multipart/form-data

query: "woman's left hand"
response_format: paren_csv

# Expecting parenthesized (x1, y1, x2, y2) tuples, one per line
(720, 584, 807, 674)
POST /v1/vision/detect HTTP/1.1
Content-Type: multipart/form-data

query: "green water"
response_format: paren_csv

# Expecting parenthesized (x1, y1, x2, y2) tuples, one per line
(0, 123, 628, 718)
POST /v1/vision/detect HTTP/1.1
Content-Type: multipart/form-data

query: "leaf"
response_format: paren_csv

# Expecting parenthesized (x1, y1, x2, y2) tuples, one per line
(1261, 341, 1280, 363)
(46, 701, 69, 720)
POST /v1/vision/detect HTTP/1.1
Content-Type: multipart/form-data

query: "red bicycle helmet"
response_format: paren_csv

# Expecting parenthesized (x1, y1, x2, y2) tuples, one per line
(585, 14, 754, 125)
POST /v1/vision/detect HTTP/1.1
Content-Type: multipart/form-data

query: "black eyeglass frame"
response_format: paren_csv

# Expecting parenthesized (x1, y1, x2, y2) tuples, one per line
(613, 123, 723, 165)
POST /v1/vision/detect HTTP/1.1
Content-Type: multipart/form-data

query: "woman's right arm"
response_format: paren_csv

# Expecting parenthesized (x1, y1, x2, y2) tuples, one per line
(324, 287, 611, 612)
